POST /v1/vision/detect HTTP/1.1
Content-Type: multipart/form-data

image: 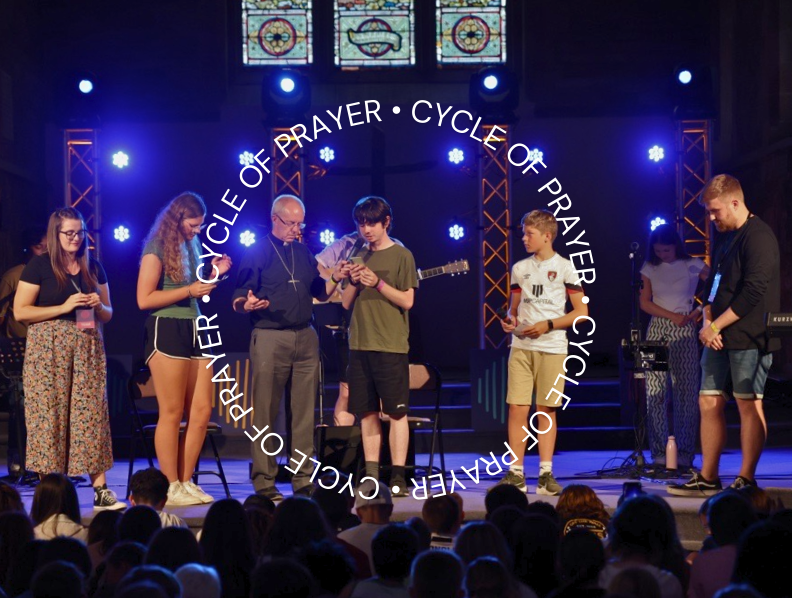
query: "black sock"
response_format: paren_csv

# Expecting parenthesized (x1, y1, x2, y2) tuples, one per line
(392, 466, 406, 481)
(365, 461, 379, 480)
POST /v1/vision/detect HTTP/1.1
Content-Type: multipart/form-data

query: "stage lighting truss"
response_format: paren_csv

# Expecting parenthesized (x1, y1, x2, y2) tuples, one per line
(675, 119, 712, 262)
(112, 151, 129, 168)
(648, 145, 664, 162)
(320, 229, 336, 246)
(64, 128, 101, 257)
(240, 230, 256, 247)
(270, 129, 304, 199)
(113, 225, 130, 242)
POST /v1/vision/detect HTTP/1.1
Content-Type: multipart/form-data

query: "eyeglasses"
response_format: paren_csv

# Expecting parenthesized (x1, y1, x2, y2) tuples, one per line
(275, 214, 306, 230)
(183, 221, 206, 233)
(59, 230, 87, 240)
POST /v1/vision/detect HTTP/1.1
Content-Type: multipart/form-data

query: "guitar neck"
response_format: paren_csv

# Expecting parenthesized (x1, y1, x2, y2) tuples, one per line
(418, 267, 447, 280)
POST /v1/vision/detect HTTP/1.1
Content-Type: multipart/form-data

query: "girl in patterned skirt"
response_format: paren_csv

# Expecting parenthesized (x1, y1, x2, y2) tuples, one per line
(14, 208, 122, 510)
(639, 224, 710, 471)
(137, 192, 231, 506)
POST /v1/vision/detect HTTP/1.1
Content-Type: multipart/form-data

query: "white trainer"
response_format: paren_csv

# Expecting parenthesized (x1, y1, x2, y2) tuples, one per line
(182, 480, 214, 504)
(166, 481, 202, 506)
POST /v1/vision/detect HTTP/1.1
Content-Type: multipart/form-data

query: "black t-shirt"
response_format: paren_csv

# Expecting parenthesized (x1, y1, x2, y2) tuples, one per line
(19, 254, 108, 322)
(704, 215, 781, 352)
(232, 235, 325, 330)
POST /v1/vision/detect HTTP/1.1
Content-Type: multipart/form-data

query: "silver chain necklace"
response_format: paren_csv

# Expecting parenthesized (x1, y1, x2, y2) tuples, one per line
(269, 236, 299, 291)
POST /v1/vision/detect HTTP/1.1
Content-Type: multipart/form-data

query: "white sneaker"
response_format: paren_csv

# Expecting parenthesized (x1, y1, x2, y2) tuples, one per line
(182, 480, 214, 504)
(166, 481, 202, 506)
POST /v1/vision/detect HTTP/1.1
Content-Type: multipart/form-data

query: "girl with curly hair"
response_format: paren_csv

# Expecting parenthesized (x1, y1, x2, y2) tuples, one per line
(137, 192, 232, 506)
(556, 484, 610, 538)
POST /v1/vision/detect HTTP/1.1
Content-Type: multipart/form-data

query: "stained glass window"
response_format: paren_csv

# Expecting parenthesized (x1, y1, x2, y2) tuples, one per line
(242, 1, 312, 66)
(334, 1, 415, 69)
(436, 0, 506, 65)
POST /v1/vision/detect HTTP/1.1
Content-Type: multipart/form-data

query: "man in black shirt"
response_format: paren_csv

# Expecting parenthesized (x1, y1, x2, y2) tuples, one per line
(669, 174, 780, 497)
(233, 195, 349, 500)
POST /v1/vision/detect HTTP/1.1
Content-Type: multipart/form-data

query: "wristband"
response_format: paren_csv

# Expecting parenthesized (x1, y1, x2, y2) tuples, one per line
(376, 278, 386, 292)
(330, 274, 340, 285)
(710, 322, 720, 334)
(547, 319, 554, 331)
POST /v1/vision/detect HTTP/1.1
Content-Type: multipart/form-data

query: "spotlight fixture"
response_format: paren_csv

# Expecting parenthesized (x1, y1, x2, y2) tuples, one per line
(469, 66, 519, 124)
(240, 230, 256, 247)
(448, 148, 464, 164)
(319, 147, 335, 163)
(320, 229, 336, 246)
(650, 217, 667, 231)
(672, 64, 715, 119)
(449, 224, 465, 241)
(112, 151, 129, 168)
(648, 146, 664, 162)
(78, 79, 94, 94)
(528, 148, 543, 162)
(239, 151, 255, 166)
(677, 70, 692, 85)
(261, 68, 311, 126)
(113, 226, 130, 242)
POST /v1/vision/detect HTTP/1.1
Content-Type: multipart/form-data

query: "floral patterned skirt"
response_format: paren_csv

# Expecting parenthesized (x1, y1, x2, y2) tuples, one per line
(23, 319, 114, 476)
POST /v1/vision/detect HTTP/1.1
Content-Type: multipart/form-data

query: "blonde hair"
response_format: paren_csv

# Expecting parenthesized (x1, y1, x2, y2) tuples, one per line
(521, 209, 558, 240)
(701, 174, 744, 205)
(142, 192, 206, 284)
(46, 208, 99, 291)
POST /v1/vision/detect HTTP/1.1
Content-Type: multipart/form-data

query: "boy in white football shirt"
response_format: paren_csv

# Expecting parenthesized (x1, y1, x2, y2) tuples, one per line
(492, 210, 588, 495)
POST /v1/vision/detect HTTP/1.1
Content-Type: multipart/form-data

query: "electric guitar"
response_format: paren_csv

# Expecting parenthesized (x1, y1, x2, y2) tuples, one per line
(417, 259, 470, 281)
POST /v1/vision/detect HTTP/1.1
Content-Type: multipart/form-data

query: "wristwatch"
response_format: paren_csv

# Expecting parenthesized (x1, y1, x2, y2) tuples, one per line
(547, 319, 554, 331)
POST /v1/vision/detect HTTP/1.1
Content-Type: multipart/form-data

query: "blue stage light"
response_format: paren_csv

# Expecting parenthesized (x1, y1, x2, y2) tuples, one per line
(280, 77, 296, 93)
(648, 145, 665, 162)
(449, 224, 465, 241)
(448, 148, 464, 164)
(78, 79, 94, 94)
(650, 217, 667, 231)
(529, 148, 544, 162)
(112, 151, 129, 168)
(319, 147, 335, 163)
(320, 229, 336, 246)
(113, 226, 130, 242)
(678, 70, 693, 85)
(239, 151, 255, 166)
(240, 230, 256, 247)
(483, 75, 499, 91)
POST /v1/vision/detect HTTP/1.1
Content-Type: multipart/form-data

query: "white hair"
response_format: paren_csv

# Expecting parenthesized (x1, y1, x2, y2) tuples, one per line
(175, 563, 221, 598)
(271, 194, 305, 216)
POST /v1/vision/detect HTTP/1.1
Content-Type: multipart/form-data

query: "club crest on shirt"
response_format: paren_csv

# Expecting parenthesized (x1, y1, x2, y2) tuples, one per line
(548, 271, 557, 282)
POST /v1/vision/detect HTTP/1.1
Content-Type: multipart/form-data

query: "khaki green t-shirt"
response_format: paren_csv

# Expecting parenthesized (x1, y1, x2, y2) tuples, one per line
(143, 238, 200, 319)
(348, 244, 418, 354)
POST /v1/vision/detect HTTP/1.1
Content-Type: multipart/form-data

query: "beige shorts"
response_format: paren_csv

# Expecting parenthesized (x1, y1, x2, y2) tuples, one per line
(506, 348, 567, 408)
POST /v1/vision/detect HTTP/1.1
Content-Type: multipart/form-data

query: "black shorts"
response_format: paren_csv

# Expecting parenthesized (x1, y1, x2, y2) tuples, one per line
(333, 330, 350, 383)
(348, 350, 409, 415)
(144, 315, 209, 363)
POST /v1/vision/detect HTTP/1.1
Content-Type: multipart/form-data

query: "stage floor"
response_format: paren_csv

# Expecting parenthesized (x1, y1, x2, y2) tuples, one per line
(9, 447, 792, 550)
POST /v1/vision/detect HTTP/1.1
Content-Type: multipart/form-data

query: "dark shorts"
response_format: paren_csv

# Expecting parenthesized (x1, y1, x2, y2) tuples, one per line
(348, 350, 409, 415)
(333, 330, 350, 383)
(700, 347, 773, 399)
(144, 316, 209, 363)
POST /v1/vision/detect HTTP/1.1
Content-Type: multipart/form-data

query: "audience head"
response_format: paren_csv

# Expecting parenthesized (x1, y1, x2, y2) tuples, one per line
(557, 528, 606, 587)
(453, 521, 512, 568)
(266, 496, 331, 558)
(245, 504, 274, 559)
(410, 550, 465, 598)
(714, 584, 765, 598)
(312, 476, 356, 532)
(487, 506, 525, 547)
(371, 524, 419, 582)
(87, 509, 122, 556)
(146, 526, 203, 572)
(608, 494, 671, 566)
(4, 539, 46, 597)
(405, 516, 432, 552)
(296, 540, 355, 596)
(251, 558, 316, 598)
(422, 495, 461, 535)
(607, 566, 662, 598)
(30, 473, 81, 525)
(37, 536, 92, 579)
(175, 563, 222, 598)
(732, 521, 792, 598)
(129, 468, 170, 510)
(484, 484, 528, 517)
(31, 561, 84, 598)
(464, 556, 515, 598)
(118, 505, 162, 545)
(242, 493, 276, 514)
(0, 481, 24, 514)
(354, 479, 393, 524)
(200, 498, 254, 569)
(525, 500, 559, 524)
(0, 511, 34, 585)
(556, 484, 610, 524)
(512, 514, 561, 597)
(738, 485, 781, 519)
(105, 541, 147, 586)
(118, 564, 182, 598)
(707, 491, 758, 547)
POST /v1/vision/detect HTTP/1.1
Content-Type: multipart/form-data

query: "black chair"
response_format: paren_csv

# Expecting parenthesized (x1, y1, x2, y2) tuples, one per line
(126, 366, 231, 498)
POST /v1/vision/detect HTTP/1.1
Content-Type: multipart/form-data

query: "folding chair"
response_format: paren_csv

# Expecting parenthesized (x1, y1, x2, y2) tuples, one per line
(126, 366, 231, 498)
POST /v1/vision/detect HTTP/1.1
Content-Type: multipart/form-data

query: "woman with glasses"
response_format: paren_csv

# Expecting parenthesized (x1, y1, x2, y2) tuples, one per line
(13, 208, 123, 510)
(137, 192, 232, 506)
